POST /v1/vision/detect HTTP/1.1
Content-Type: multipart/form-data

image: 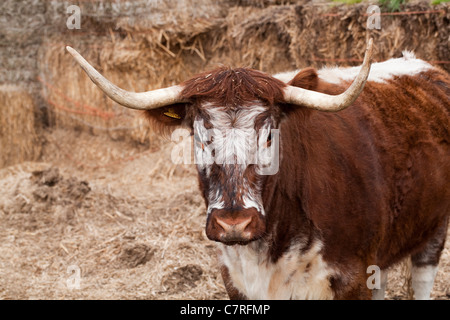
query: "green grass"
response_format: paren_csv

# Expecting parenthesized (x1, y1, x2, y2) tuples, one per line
(378, 0, 407, 12)
(431, 0, 450, 4)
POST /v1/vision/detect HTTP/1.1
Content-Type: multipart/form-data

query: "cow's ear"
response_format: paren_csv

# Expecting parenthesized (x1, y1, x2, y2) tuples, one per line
(287, 67, 319, 90)
(143, 103, 188, 136)
(279, 68, 319, 116)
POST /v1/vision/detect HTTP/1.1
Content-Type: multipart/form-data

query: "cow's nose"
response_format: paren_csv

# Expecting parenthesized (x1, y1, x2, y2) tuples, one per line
(206, 208, 265, 245)
(215, 216, 252, 234)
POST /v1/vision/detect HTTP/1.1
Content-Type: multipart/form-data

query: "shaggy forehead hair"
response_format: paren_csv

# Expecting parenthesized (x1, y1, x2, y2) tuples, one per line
(181, 66, 287, 107)
(142, 67, 287, 137)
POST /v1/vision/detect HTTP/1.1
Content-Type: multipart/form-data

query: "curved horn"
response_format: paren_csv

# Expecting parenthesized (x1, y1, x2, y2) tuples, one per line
(66, 46, 186, 110)
(283, 38, 374, 112)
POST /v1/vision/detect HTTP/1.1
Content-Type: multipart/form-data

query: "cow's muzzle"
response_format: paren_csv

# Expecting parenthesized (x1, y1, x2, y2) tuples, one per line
(206, 208, 265, 245)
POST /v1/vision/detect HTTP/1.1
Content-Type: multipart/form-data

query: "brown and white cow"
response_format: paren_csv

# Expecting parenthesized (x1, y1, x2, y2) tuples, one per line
(66, 40, 449, 299)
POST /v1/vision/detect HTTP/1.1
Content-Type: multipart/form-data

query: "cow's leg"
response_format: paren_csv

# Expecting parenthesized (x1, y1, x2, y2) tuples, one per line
(410, 219, 448, 300)
(333, 263, 374, 300)
(371, 269, 388, 300)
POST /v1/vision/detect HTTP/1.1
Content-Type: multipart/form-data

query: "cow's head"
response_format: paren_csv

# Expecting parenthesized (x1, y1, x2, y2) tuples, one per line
(66, 39, 373, 245)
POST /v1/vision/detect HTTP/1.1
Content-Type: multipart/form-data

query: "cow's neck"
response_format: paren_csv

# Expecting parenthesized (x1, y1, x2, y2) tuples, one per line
(217, 111, 339, 299)
(262, 108, 321, 261)
(218, 108, 372, 299)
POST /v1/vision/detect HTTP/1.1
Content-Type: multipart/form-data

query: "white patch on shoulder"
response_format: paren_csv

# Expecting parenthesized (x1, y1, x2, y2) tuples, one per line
(219, 240, 336, 299)
(274, 52, 432, 85)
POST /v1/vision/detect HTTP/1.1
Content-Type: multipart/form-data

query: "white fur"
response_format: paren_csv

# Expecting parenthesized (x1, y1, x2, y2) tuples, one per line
(272, 70, 298, 83)
(274, 51, 432, 85)
(206, 104, 264, 167)
(198, 103, 271, 215)
(241, 178, 265, 215)
(193, 118, 215, 172)
(207, 189, 225, 216)
(242, 195, 265, 216)
(219, 240, 336, 299)
(411, 265, 438, 300)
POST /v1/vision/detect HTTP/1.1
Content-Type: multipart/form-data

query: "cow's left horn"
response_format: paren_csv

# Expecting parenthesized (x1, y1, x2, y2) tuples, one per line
(66, 46, 186, 110)
(283, 38, 374, 112)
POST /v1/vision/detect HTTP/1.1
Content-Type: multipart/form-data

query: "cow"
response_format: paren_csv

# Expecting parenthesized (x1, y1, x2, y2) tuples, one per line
(66, 39, 450, 300)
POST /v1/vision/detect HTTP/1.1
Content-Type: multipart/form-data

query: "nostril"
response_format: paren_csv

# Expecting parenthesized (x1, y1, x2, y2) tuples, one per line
(237, 217, 252, 232)
(215, 218, 230, 232)
(215, 217, 252, 233)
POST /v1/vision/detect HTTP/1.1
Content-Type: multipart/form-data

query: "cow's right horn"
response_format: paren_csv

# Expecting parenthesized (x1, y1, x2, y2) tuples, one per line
(66, 46, 187, 110)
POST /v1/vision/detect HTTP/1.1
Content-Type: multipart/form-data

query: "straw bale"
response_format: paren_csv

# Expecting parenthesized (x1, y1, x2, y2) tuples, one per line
(0, 85, 41, 168)
(0, 0, 45, 89)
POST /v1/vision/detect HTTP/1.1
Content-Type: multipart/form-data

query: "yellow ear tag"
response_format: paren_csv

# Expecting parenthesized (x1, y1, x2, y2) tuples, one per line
(163, 108, 181, 119)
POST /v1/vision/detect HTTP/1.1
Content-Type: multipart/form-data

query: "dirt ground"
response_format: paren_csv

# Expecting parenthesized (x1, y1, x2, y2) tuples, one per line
(0, 128, 449, 300)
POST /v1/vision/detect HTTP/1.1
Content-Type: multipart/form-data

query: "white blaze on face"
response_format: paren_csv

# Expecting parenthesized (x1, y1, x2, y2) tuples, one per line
(207, 188, 225, 216)
(194, 102, 272, 216)
(207, 104, 265, 166)
(242, 180, 265, 216)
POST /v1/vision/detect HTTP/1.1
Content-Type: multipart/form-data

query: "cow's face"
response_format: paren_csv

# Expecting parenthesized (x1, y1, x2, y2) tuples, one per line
(179, 68, 287, 245)
(192, 101, 281, 245)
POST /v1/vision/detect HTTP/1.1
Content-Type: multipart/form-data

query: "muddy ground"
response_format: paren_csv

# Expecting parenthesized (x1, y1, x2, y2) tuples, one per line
(0, 129, 449, 300)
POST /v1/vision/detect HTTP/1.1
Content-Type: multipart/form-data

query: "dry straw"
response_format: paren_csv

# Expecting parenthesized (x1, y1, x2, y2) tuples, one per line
(0, 85, 41, 168)
(40, 1, 449, 146)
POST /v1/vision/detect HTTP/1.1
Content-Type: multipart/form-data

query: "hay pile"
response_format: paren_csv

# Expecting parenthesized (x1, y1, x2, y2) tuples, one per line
(0, 85, 41, 168)
(0, 134, 227, 300)
(0, 0, 46, 86)
(39, 0, 449, 148)
(0, 129, 449, 300)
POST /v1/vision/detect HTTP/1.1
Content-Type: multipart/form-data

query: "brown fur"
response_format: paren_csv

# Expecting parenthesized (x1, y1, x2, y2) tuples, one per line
(220, 265, 247, 300)
(266, 67, 450, 299)
(142, 64, 450, 299)
(143, 67, 286, 134)
(181, 66, 286, 106)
